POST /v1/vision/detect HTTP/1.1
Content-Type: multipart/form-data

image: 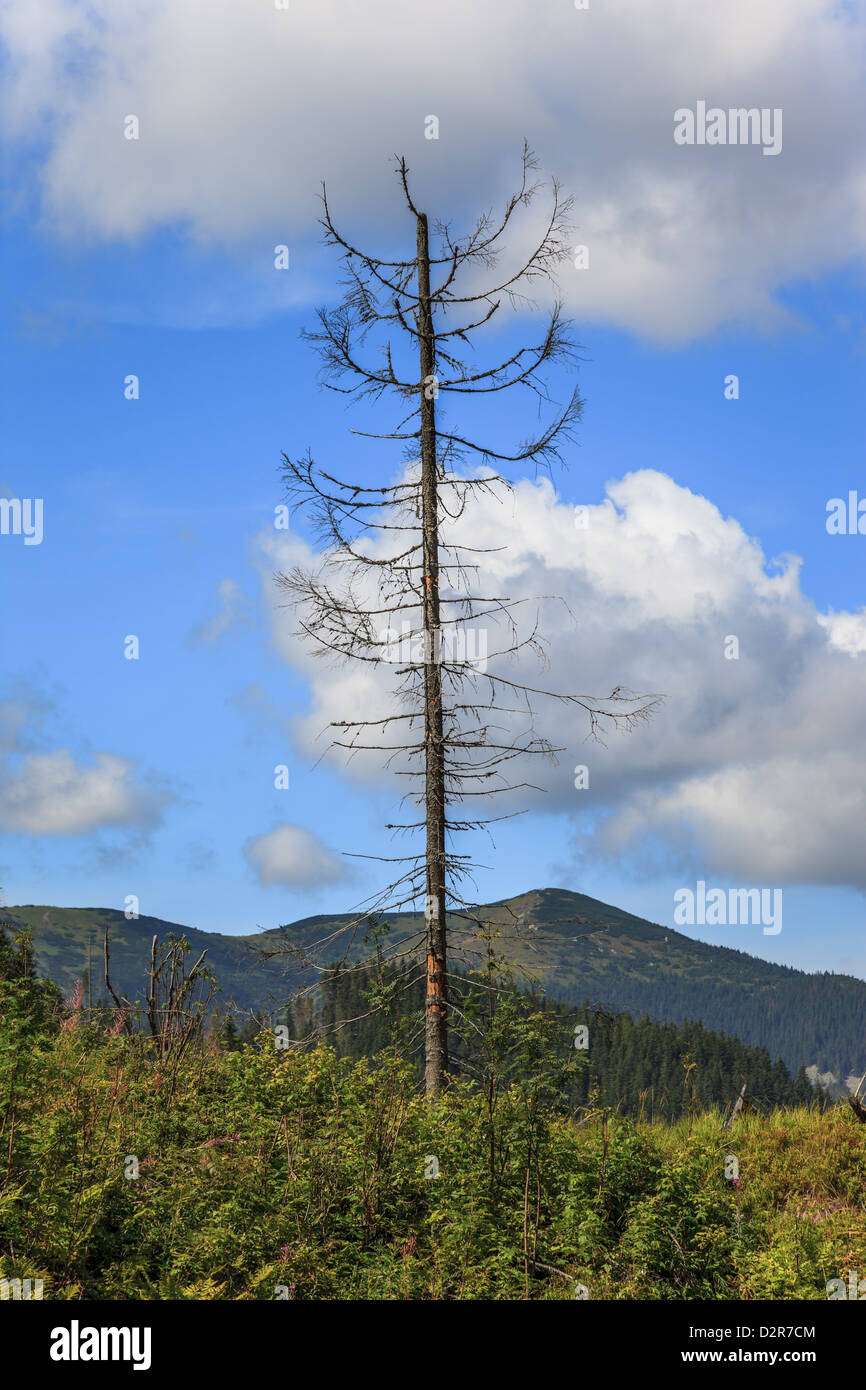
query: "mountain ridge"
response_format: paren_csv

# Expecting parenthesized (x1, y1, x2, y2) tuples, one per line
(4, 887, 861, 1076)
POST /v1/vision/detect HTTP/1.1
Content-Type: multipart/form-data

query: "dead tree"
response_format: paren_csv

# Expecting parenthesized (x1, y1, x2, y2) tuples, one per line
(104, 927, 216, 1063)
(848, 1068, 866, 1123)
(724, 1081, 749, 1131)
(277, 146, 661, 1096)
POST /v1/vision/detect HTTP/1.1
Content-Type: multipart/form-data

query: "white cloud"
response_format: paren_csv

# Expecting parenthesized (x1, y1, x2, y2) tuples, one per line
(2, 0, 865, 339)
(257, 466, 866, 890)
(817, 607, 866, 655)
(244, 822, 347, 888)
(0, 685, 175, 837)
(0, 749, 172, 835)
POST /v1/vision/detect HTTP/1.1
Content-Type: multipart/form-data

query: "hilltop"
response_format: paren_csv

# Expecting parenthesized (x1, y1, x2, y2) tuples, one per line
(5, 887, 865, 1077)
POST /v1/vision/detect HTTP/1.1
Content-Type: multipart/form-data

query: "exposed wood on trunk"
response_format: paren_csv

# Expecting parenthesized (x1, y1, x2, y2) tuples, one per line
(724, 1081, 748, 1131)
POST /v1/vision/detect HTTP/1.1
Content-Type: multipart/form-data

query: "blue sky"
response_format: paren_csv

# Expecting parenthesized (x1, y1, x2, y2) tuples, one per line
(1, 0, 865, 978)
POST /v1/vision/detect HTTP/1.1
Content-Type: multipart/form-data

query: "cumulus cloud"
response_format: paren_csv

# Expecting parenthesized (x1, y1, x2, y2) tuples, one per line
(817, 607, 866, 655)
(257, 466, 866, 890)
(0, 750, 172, 835)
(0, 684, 175, 837)
(244, 822, 347, 888)
(1, 0, 865, 339)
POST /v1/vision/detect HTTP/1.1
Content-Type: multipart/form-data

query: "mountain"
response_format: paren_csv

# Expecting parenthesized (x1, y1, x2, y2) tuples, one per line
(5, 887, 865, 1077)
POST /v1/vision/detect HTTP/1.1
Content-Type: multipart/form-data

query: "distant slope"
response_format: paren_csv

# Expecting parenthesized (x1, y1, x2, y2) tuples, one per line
(1, 905, 291, 1016)
(7, 888, 866, 1077)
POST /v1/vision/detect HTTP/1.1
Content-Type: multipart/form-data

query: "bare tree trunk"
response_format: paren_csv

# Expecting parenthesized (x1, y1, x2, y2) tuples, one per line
(275, 150, 661, 1083)
(724, 1081, 747, 1131)
(416, 209, 448, 1096)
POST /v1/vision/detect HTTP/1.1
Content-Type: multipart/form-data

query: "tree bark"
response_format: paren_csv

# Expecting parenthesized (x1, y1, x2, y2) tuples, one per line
(416, 210, 448, 1096)
(724, 1081, 747, 1131)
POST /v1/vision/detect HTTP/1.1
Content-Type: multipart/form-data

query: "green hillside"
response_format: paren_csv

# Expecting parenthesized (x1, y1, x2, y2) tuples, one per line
(1, 905, 292, 1016)
(7, 887, 866, 1078)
